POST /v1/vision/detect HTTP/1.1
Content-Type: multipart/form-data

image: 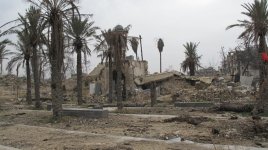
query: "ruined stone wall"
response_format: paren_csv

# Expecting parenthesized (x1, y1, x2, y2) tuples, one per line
(123, 60, 148, 92)
(101, 65, 109, 95)
(132, 61, 148, 77)
(88, 60, 148, 96)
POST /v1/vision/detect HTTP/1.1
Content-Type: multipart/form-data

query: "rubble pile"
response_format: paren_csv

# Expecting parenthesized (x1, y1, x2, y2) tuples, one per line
(193, 85, 235, 102)
(0, 75, 26, 86)
(129, 89, 151, 103)
(168, 76, 254, 102)
(194, 82, 253, 102)
(160, 78, 195, 96)
(85, 95, 107, 104)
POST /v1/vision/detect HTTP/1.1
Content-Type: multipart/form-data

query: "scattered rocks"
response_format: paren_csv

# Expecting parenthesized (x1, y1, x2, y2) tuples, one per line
(230, 115, 238, 120)
(253, 121, 268, 134)
(163, 115, 210, 125)
(255, 142, 265, 148)
(159, 133, 179, 140)
(211, 128, 220, 135)
(14, 112, 26, 116)
(225, 128, 239, 138)
(252, 116, 262, 120)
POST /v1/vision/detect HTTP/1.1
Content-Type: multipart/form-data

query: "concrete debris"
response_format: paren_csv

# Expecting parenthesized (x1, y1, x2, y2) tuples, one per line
(166, 75, 254, 103)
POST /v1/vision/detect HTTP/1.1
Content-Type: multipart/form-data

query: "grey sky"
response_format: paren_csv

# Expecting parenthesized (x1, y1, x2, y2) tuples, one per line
(0, 0, 252, 74)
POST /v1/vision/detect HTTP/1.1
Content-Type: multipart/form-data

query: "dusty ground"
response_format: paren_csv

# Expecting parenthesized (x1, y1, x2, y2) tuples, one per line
(0, 98, 268, 150)
(0, 76, 267, 150)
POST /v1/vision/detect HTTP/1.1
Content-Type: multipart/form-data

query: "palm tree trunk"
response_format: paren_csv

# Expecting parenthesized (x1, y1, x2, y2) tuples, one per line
(108, 52, 113, 103)
(77, 49, 83, 105)
(51, 16, 64, 118)
(26, 59, 32, 105)
(116, 65, 123, 110)
(39, 60, 43, 83)
(122, 76, 126, 100)
(1, 59, 2, 75)
(255, 33, 268, 113)
(160, 52, 162, 73)
(32, 47, 41, 109)
(190, 64, 195, 76)
(115, 44, 123, 109)
(16, 67, 19, 101)
(51, 58, 63, 117)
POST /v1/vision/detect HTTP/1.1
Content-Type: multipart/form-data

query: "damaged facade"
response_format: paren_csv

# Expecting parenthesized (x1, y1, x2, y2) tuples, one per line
(220, 47, 259, 89)
(87, 56, 148, 97)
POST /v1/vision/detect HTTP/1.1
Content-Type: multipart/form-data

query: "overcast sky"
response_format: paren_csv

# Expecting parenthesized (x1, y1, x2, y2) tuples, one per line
(0, 0, 252, 75)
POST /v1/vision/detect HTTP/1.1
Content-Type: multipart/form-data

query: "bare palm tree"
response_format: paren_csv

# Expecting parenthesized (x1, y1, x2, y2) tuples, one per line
(181, 42, 201, 76)
(157, 38, 164, 73)
(226, 0, 268, 113)
(66, 16, 98, 105)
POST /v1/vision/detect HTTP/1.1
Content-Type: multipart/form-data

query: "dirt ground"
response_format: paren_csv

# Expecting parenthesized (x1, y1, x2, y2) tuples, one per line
(0, 97, 268, 150)
(0, 76, 267, 150)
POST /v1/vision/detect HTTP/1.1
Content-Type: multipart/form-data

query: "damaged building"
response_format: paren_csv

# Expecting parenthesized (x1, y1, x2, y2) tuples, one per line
(220, 47, 259, 89)
(195, 67, 219, 77)
(87, 56, 148, 97)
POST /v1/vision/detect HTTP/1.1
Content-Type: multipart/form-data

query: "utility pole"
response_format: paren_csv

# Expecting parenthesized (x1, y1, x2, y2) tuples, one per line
(139, 35, 143, 61)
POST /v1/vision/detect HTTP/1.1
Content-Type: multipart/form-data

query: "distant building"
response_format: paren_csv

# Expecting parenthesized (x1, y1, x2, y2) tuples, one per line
(196, 67, 219, 77)
(220, 47, 259, 89)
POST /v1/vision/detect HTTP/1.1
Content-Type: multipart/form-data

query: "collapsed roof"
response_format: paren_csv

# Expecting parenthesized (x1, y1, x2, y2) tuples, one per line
(134, 71, 184, 86)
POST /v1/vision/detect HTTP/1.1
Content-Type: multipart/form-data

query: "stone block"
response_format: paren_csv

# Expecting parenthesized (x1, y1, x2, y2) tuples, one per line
(174, 102, 214, 108)
(61, 108, 108, 118)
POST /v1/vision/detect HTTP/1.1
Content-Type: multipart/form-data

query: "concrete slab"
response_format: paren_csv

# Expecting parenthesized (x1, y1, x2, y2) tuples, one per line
(61, 108, 108, 118)
(174, 102, 214, 108)
(0, 145, 21, 150)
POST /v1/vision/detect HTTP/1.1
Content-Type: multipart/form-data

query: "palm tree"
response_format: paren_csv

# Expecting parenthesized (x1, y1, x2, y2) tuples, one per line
(97, 49, 108, 64)
(6, 30, 32, 105)
(0, 39, 12, 75)
(24, 6, 46, 109)
(181, 42, 201, 76)
(226, 0, 268, 113)
(66, 16, 98, 105)
(0, 6, 45, 108)
(27, 0, 80, 118)
(112, 25, 130, 110)
(157, 38, 164, 73)
(96, 25, 130, 108)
